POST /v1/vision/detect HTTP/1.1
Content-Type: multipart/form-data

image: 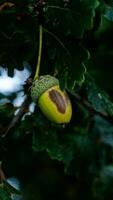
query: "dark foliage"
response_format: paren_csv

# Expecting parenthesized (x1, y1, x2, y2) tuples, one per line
(0, 0, 113, 199)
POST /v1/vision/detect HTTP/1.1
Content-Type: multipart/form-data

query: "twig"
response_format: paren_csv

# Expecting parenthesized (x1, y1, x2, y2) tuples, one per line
(34, 25, 43, 80)
(0, 2, 14, 11)
(2, 96, 30, 137)
(72, 92, 113, 124)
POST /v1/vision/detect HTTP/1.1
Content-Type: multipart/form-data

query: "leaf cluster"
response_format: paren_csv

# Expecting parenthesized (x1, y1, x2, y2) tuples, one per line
(1, 0, 113, 199)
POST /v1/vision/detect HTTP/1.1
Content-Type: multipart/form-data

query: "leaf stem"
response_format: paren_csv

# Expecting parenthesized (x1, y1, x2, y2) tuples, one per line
(34, 25, 43, 80)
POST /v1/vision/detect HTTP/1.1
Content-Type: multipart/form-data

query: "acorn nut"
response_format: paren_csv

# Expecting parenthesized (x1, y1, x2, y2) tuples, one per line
(31, 75, 72, 123)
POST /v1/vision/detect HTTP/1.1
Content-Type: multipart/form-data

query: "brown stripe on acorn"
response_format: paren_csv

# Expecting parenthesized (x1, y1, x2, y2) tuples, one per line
(49, 89, 66, 114)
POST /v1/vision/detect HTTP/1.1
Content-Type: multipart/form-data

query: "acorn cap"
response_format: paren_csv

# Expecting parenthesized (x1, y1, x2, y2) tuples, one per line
(31, 75, 59, 101)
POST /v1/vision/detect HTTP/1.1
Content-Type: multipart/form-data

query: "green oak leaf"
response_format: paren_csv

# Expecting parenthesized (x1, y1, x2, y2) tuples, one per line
(44, 29, 89, 90)
(45, 0, 99, 37)
(0, 188, 11, 200)
(85, 77, 113, 116)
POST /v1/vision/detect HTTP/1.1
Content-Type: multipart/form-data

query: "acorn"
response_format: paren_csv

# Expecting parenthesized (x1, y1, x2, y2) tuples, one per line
(31, 75, 72, 123)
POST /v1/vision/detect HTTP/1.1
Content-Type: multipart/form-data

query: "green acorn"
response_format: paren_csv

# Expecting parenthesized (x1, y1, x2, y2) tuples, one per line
(31, 75, 72, 124)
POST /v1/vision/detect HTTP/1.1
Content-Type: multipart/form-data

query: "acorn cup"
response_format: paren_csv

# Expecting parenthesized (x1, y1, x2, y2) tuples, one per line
(31, 75, 72, 124)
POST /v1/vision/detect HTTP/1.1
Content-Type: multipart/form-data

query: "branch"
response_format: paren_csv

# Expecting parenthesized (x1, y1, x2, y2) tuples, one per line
(0, 2, 14, 11)
(2, 96, 30, 137)
(73, 92, 113, 124)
